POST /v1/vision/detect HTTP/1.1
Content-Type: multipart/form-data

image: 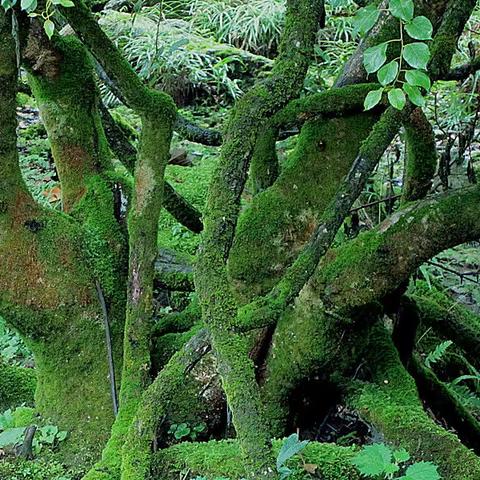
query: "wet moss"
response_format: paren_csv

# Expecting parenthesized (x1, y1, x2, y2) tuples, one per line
(0, 362, 36, 411)
(153, 439, 360, 480)
(229, 114, 377, 299)
(403, 109, 437, 202)
(348, 324, 480, 480)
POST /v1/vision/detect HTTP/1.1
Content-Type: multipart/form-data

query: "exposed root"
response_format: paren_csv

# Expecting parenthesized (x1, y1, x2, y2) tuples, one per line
(347, 324, 480, 480)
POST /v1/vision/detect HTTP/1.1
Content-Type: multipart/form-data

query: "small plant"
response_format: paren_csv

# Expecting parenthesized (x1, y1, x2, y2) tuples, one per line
(168, 422, 206, 441)
(354, 0, 433, 111)
(276, 433, 309, 479)
(0, 407, 67, 454)
(424, 340, 453, 368)
(352, 443, 441, 479)
(0, 315, 33, 367)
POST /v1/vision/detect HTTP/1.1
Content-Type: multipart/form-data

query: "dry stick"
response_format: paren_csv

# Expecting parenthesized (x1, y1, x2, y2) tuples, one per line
(95, 280, 119, 416)
(237, 106, 410, 332)
(349, 194, 402, 213)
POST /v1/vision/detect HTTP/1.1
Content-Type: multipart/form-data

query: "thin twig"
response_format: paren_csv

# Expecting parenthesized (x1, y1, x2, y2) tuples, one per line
(95, 280, 119, 416)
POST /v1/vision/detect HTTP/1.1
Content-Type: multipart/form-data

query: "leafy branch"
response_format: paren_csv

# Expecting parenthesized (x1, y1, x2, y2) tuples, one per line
(354, 0, 433, 111)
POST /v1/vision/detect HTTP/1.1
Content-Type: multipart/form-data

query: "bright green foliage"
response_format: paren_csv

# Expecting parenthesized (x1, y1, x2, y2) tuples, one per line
(276, 433, 309, 479)
(3, 0, 76, 39)
(424, 340, 453, 368)
(0, 407, 67, 453)
(352, 443, 440, 479)
(0, 459, 75, 480)
(168, 422, 206, 441)
(356, 0, 433, 111)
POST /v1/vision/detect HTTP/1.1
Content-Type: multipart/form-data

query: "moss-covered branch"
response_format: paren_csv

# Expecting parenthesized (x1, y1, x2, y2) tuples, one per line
(402, 108, 437, 202)
(0, 9, 31, 209)
(236, 107, 405, 332)
(408, 282, 480, 368)
(314, 185, 480, 313)
(195, 1, 325, 475)
(94, 58, 221, 146)
(429, 0, 478, 79)
(99, 103, 203, 233)
(272, 83, 379, 130)
(260, 186, 480, 429)
(120, 329, 210, 479)
(409, 354, 480, 451)
(61, 0, 172, 117)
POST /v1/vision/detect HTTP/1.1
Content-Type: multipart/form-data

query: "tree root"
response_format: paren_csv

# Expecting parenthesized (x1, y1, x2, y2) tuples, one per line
(408, 281, 480, 368)
(347, 324, 480, 480)
(409, 354, 480, 452)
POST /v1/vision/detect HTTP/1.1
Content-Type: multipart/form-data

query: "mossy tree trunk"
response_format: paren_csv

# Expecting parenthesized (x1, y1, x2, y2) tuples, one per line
(2, 0, 480, 479)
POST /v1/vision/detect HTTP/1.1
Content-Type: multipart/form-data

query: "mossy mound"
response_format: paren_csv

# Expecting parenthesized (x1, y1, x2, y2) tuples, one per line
(153, 439, 360, 479)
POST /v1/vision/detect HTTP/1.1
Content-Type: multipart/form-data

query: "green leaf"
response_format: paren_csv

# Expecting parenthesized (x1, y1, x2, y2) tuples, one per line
(389, 0, 414, 22)
(377, 60, 399, 86)
(174, 423, 191, 439)
(353, 4, 381, 36)
(364, 88, 384, 111)
(20, 0, 36, 11)
(403, 84, 425, 107)
(405, 16, 433, 40)
(384, 463, 400, 474)
(0, 427, 25, 448)
(278, 465, 293, 480)
(451, 374, 480, 385)
(405, 70, 431, 91)
(43, 19, 55, 39)
(1, 0, 17, 10)
(388, 88, 406, 110)
(425, 340, 452, 368)
(403, 42, 431, 70)
(58, 0, 75, 6)
(276, 433, 309, 470)
(398, 461, 441, 480)
(364, 42, 388, 74)
(393, 448, 411, 464)
(351, 443, 393, 476)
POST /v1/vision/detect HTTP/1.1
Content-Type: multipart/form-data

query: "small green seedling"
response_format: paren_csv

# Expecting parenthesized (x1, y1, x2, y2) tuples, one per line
(352, 443, 441, 480)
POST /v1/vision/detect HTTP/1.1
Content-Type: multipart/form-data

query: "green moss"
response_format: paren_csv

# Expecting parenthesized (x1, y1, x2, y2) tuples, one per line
(152, 325, 201, 371)
(0, 203, 123, 467)
(403, 109, 437, 201)
(408, 281, 480, 365)
(153, 439, 360, 480)
(249, 125, 279, 195)
(348, 324, 480, 480)
(27, 35, 114, 212)
(0, 362, 36, 411)
(13, 406, 36, 427)
(228, 114, 376, 299)
(312, 185, 480, 312)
